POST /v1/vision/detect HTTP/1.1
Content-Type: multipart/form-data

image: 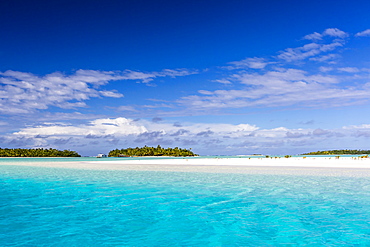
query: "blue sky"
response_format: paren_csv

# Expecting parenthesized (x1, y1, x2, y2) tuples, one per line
(1, 0, 370, 155)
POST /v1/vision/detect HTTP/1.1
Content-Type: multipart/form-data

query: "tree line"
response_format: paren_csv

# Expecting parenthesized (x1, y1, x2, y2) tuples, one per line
(302, 149, 370, 155)
(0, 148, 81, 157)
(108, 145, 197, 157)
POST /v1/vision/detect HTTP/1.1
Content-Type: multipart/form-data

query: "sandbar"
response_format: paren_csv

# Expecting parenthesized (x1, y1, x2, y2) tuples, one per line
(1, 157, 370, 177)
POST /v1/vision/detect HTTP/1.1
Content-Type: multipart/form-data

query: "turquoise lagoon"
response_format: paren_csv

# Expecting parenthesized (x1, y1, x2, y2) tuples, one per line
(1, 158, 370, 246)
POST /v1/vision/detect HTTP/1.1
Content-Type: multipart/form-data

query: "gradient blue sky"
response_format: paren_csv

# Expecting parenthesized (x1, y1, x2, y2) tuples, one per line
(2, 0, 370, 155)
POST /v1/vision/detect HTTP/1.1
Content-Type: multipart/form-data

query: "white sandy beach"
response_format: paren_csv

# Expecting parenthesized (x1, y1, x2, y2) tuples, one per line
(1, 157, 370, 176)
(95, 156, 370, 168)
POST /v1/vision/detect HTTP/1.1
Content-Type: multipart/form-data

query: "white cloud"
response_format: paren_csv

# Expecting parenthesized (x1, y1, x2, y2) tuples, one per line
(120, 70, 157, 83)
(323, 28, 349, 38)
(303, 32, 322, 40)
(100, 90, 124, 98)
(0, 70, 123, 114)
(142, 103, 174, 109)
(38, 112, 103, 121)
(119, 69, 198, 84)
(278, 41, 344, 62)
(226, 57, 270, 70)
(355, 29, 370, 37)
(338, 67, 360, 73)
(304, 28, 349, 40)
(2, 116, 286, 154)
(319, 66, 334, 72)
(159, 69, 198, 77)
(7, 116, 370, 155)
(310, 54, 339, 63)
(0, 68, 196, 114)
(213, 79, 232, 84)
(14, 117, 147, 137)
(171, 28, 370, 115)
(3, 26, 370, 155)
(6, 117, 260, 152)
(12, 117, 259, 139)
(303, 28, 348, 40)
(279, 28, 347, 62)
(178, 68, 370, 110)
(117, 106, 138, 112)
(343, 124, 370, 130)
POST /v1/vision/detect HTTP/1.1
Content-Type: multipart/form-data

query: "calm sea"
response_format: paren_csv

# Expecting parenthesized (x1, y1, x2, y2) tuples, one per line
(1, 158, 370, 246)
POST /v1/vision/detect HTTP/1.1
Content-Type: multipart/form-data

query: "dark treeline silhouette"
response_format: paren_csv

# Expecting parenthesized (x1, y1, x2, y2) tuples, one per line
(108, 145, 197, 157)
(0, 148, 81, 157)
(302, 149, 370, 155)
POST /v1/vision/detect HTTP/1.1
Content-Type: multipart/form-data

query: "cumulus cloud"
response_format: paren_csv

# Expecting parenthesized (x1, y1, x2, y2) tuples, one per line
(6, 117, 259, 152)
(11, 117, 259, 139)
(5, 116, 370, 155)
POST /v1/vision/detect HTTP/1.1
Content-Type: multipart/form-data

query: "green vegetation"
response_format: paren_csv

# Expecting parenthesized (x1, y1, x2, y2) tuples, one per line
(108, 145, 197, 157)
(302, 149, 370, 155)
(0, 148, 81, 157)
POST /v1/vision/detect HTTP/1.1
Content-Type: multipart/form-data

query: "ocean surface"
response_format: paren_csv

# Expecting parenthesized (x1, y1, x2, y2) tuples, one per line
(1, 160, 370, 246)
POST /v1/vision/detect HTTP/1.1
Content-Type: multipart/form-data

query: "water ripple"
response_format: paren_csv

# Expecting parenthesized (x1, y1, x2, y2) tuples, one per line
(1, 166, 370, 246)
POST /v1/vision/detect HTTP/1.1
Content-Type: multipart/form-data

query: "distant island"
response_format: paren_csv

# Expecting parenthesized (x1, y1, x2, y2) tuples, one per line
(302, 149, 370, 155)
(108, 145, 197, 157)
(0, 148, 81, 157)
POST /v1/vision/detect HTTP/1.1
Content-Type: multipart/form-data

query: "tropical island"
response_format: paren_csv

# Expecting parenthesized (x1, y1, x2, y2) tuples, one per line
(0, 148, 81, 157)
(108, 145, 197, 157)
(302, 149, 370, 155)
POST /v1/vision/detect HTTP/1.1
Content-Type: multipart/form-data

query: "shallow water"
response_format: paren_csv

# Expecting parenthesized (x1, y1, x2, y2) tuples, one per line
(1, 165, 370, 246)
